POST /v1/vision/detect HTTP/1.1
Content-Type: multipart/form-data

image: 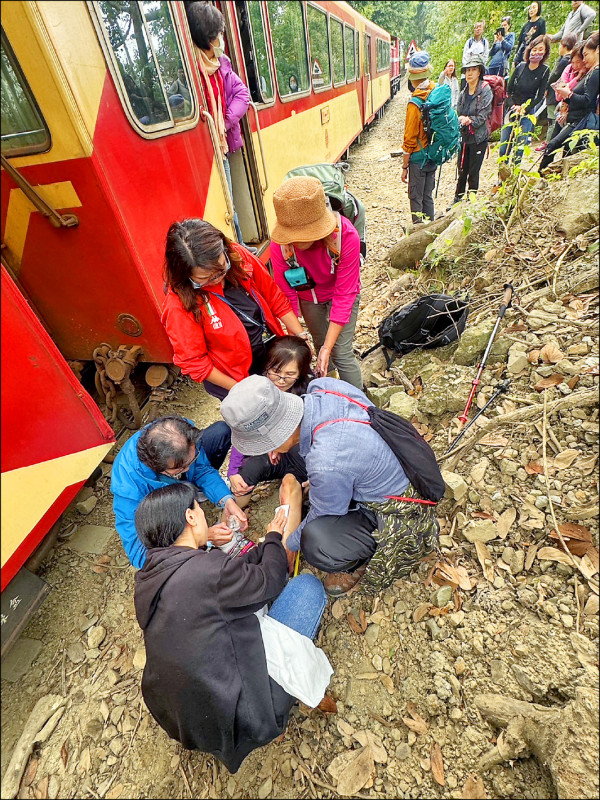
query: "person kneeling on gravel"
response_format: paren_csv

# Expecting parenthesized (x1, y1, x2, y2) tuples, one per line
(133, 477, 334, 773)
(221, 375, 439, 597)
(111, 415, 247, 569)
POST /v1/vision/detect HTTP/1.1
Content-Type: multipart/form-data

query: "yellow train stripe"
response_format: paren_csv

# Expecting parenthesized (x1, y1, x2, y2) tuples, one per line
(1, 442, 114, 569)
(3, 181, 82, 271)
(254, 90, 363, 231)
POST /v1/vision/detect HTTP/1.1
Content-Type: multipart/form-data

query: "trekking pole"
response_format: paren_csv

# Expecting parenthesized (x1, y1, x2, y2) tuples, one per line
(435, 163, 443, 198)
(457, 283, 514, 427)
(445, 379, 511, 455)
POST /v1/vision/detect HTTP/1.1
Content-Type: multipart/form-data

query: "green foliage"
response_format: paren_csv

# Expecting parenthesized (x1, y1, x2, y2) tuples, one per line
(349, 1, 599, 79)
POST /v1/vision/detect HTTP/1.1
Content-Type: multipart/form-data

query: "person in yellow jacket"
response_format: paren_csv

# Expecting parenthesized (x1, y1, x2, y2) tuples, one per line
(401, 51, 437, 223)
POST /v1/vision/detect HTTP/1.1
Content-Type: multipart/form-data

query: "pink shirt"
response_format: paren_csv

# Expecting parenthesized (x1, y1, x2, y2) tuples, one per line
(560, 63, 585, 89)
(271, 215, 361, 326)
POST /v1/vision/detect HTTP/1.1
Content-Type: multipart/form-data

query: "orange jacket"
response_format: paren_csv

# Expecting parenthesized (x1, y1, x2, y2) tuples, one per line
(402, 80, 436, 156)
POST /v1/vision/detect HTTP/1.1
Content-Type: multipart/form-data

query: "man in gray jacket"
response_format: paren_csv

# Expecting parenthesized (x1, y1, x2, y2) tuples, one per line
(551, 1, 596, 43)
(221, 375, 439, 597)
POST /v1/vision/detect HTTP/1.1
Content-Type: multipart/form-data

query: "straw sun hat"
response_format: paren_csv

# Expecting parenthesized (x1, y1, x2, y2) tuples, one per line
(271, 176, 337, 245)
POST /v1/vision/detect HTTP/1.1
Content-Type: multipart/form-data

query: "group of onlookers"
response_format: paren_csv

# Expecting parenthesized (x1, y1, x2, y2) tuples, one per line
(402, 1, 598, 224)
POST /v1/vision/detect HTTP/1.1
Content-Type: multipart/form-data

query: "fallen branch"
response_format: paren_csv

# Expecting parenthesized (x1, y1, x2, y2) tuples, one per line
(1, 694, 67, 799)
(440, 389, 597, 469)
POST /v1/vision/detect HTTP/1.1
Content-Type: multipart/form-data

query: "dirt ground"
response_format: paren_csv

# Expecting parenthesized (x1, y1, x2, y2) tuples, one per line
(2, 85, 598, 800)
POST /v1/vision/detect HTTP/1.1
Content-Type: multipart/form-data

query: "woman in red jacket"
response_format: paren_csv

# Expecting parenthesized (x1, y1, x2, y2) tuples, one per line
(162, 220, 305, 399)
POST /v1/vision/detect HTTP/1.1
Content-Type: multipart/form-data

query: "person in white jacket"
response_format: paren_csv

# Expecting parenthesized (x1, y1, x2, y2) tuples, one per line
(438, 59, 460, 108)
(551, 1, 597, 43)
(462, 22, 490, 67)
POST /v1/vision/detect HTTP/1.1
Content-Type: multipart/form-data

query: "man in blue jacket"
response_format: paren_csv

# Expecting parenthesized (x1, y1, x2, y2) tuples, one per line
(111, 416, 246, 569)
(221, 377, 439, 598)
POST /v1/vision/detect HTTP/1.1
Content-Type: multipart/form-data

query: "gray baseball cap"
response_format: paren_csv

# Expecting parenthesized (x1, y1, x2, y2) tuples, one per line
(220, 375, 304, 456)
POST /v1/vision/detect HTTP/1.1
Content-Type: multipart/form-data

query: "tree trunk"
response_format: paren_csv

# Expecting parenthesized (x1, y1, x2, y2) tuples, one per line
(475, 687, 599, 799)
(388, 211, 458, 271)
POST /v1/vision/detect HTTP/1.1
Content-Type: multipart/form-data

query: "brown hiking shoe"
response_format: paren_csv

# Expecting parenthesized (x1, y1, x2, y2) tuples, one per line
(324, 564, 367, 597)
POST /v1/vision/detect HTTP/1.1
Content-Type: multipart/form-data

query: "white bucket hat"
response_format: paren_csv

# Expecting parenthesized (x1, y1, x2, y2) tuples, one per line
(220, 375, 304, 455)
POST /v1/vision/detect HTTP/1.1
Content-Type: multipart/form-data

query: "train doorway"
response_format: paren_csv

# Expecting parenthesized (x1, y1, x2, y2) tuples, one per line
(362, 32, 373, 123)
(219, 1, 271, 252)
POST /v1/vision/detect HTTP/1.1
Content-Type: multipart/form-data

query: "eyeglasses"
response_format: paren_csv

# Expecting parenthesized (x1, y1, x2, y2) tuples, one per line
(266, 369, 299, 384)
(190, 254, 230, 289)
(162, 444, 202, 479)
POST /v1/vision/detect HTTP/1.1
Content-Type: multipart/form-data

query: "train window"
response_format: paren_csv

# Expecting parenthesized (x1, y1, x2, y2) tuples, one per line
(376, 38, 390, 72)
(267, 1, 310, 99)
(307, 4, 331, 90)
(363, 33, 371, 76)
(330, 17, 345, 86)
(246, 1, 274, 103)
(344, 25, 355, 83)
(1, 30, 50, 157)
(355, 30, 360, 78)
(93, 1, 196, 135)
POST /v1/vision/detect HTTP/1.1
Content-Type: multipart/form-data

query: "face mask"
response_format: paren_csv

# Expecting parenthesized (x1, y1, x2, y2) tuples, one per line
(213, 35, 225, 58)
(529, 52, 544, 63)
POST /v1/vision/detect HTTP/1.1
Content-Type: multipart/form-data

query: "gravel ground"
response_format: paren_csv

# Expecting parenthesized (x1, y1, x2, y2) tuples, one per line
(1, 86, 598, 800)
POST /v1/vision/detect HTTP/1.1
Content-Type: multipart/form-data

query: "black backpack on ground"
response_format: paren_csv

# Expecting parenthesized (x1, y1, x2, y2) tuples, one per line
(362, 293, 469, 367)
(313, 389, 446, 503)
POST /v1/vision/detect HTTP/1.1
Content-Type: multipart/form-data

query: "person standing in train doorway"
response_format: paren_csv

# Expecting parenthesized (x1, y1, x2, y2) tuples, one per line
(185, 2, 254, 251)
(401, 51, 437, 224)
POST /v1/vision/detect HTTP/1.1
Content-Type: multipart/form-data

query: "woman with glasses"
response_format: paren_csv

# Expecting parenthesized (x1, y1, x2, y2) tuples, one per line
(227, 336, 313, 503)
(162, 219, 306, 401)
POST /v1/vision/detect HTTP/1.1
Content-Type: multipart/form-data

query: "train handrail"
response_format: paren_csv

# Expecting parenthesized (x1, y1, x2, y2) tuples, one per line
(201, 110, 235, 227)
(0, 154, 79, 229)
(249, 102, 269, 193)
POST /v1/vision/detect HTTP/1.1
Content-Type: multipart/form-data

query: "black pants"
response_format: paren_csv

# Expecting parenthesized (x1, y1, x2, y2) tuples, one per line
(301, 505, 378, 574)
(454, 140, 487, 201)
(539, 122, 582, 170)
(239, 444, 307, 486)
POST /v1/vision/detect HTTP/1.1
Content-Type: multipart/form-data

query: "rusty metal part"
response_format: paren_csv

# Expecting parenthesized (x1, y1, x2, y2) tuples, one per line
(1, 154, 79, 229)
(145, 364, 169, 388)
(93, 344, 144, 429)
(116, 313, 143, 337)
(68, 360, 85, 381)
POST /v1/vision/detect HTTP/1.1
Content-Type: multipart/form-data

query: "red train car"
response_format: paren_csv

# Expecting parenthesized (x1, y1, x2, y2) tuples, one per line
(0, 1, 395, 600)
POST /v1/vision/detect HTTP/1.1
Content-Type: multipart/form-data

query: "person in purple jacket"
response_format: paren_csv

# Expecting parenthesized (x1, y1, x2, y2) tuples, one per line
(185, 2, 252, 247)
(270, 176, 363, 389)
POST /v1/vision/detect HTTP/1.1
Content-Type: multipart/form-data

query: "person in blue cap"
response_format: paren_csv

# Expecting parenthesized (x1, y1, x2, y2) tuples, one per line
(401, 51, 437, 224)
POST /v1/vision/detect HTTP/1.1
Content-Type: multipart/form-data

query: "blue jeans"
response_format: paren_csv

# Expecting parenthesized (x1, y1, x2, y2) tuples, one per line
(268, 573, 327, 640)
(201, 421, 231, 471)
(222, 155, 244, 244)
(499, 106, 539, 165)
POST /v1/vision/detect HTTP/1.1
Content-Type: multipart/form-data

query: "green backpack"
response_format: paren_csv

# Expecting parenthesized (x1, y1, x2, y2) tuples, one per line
(408, 84, 461, 168)
(284, 163, 367, 260)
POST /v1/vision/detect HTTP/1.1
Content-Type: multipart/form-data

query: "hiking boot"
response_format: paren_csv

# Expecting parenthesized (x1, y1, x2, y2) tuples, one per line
(315, 693, 338, 714)
(324, 564, 367, 597)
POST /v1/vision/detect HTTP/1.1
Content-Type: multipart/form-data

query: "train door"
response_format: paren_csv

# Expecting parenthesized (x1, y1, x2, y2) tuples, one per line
(362, 31, 373, 123)
(219, 1, 270, 251)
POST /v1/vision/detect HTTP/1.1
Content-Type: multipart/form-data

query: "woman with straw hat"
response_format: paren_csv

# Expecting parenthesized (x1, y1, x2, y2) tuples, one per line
(270, 176, 363, 389)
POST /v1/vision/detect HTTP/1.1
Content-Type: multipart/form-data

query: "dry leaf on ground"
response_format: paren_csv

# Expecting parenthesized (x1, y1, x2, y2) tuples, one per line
(337, 719, 355, 738)
(347, 609, 367, 635)
(402, 702, 428, 735)
(525, 461, 544, 475)
(462, 773, 487, 799)
(23, 759, 39, 788)
(412, 603, 432, 622)
(534, 374, 563, 391)
(34, 776, 49, 800)
(551, 523, 592, 543)
(537, 546, 573, 565)
(106, 784, 124, 800)
(353, 731, 388, 763)
(552, 448, 580, 469)
(430, 742, 445, 786)
(578, 454, 598, 475)
(328, 746, 374, 797)
(60, 742, 68, 769)
(331, 599, 345, 620)
(475, 542, 495, 581)
(539, 343, 564, 363)
(527, 349, 540, 363)
(496, 507, 517, 539)
(524, 543, 539, 571)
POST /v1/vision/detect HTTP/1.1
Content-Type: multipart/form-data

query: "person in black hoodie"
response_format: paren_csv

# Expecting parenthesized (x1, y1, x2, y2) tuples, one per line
(134, 476, 333, 773)
(514, 1, 546, 67)
(540, 30, 599, 170)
